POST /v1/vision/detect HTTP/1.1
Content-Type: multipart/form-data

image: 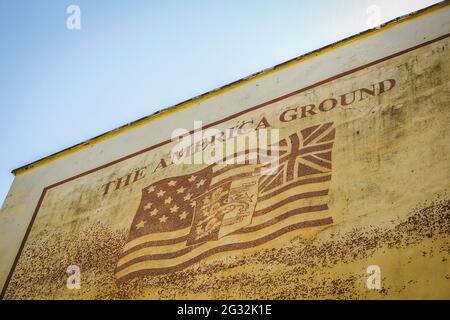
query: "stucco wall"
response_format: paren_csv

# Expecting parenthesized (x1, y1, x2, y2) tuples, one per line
(0, 3, 449, 299)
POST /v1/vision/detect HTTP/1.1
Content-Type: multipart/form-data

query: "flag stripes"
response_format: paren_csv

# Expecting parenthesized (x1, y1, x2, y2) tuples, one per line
(116, 122, 336, 281)
(116, 216, 333, 280)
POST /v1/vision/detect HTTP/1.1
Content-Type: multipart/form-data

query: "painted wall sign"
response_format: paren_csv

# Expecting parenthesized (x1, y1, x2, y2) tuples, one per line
(0, 3, 449, 299)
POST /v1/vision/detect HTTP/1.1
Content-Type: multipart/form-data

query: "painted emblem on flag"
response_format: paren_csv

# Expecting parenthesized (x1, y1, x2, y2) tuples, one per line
(115, 122, 335, 281)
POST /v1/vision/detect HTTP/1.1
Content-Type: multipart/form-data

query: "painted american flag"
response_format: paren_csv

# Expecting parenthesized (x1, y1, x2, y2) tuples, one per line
(115, 122, 335, 281)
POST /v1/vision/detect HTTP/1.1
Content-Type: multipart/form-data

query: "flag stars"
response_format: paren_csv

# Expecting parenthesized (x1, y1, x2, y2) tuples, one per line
(157, 190, 166, 197)
(196, 179, 206, 188)
(159, 215, 168, 223)
(176, 186, 186, 194)
(170, 205, 179, 213)
(179, 211, 188, 220)
(164, 196, 172, 204)
(147, 186, 155, 193)
(168, 180, 177, 187)
(149, 208, 158, 216)
(135, 220, 146, 229)
(144, 202, 152, 210)
(183, 193, 193, 201)
(190, 200, 196, 207)
(188, 175, 197, 182)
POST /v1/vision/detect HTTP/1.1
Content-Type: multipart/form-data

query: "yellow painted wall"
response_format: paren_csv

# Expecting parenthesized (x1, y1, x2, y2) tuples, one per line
(0, 3, 449, 299)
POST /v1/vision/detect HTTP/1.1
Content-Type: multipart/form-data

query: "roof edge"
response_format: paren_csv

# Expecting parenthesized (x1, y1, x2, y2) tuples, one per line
(12, 1, 449, 176)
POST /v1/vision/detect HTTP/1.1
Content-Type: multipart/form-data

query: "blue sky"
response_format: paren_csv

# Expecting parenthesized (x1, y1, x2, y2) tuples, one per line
(0, 0, 441, 205)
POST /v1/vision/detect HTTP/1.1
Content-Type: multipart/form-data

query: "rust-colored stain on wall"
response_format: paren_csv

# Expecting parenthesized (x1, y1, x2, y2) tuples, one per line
(1, 16, 449, 299)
